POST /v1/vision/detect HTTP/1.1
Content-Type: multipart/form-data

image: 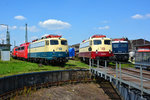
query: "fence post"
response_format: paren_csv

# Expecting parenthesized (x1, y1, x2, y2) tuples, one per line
(119, 62, 122, 86)
(116, 62, 118, 86)
(105, 60, 107, 79)
(89, 58, 91, 69)
(97, 59, 99, 68)
(140, 65, 143, 98)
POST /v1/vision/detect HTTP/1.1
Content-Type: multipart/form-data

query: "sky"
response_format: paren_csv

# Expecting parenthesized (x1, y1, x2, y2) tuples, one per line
(0, 0, 150, 49)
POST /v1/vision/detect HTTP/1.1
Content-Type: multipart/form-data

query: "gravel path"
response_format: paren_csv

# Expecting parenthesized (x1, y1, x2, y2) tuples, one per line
(14, 83, 111, 100)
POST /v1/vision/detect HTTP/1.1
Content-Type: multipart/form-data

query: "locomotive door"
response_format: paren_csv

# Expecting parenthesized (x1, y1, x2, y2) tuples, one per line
(45, 40, 49, 57)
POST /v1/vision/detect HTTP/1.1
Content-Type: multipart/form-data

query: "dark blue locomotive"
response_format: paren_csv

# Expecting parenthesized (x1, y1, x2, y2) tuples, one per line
(112, 38, 129, 62)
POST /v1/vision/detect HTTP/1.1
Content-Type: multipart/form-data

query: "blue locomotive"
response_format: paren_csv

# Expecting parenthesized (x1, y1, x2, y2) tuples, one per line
(112, 38, 129, 62)
(69, 48, 75, 59)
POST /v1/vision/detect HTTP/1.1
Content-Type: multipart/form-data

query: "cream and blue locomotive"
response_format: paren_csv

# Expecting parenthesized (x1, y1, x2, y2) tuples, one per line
(28, 35, 68, 64)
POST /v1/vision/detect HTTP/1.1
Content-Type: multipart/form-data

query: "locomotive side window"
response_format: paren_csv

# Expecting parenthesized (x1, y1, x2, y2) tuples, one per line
(94, 40, 101, 45)
(80, 41, 90, 48)
(61, 40, 67, 45)
(30, 41, 45, 48)
(104, 40, 110, 45)
(50, 40, 58, 45)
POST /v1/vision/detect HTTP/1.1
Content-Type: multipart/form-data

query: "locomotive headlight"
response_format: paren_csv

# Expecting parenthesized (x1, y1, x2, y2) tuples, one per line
(109, 50, 111, 54)
(53, 50, 55, 54)
(96, 50, 98, 54)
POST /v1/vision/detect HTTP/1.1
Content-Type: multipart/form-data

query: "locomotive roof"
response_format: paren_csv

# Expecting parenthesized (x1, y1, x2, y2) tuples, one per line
(81, 37, 111, 44)
(112, 41, 128, 43)
(30, 37, 67, 44)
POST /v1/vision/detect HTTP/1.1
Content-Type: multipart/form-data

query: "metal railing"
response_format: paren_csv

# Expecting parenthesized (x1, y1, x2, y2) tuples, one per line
(89, 59, 150, 99)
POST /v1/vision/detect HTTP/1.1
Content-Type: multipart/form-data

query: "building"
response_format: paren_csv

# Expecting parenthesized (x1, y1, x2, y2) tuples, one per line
(0, 44, 11, 58)
(128, 39, 150, 52)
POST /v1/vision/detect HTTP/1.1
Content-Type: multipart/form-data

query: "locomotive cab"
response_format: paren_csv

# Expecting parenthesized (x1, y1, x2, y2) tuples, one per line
(79, 35, 113, 61)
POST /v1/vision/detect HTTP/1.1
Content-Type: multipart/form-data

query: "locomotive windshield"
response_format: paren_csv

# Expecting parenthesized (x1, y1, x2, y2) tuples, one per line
(120, 43, 127, 47)
(61, 40, 67, 45)
(50, 40, 58, 45)
(104, 40, 111, 45)
(113, 43, 128, 48)
(94, 40, 101, 45)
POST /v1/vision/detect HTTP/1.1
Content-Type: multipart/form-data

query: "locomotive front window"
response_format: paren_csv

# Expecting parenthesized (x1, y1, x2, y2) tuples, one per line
(61, 40, 67, 45)
(50, 40, 58, 45)
(104, 40, 110, 45)
(113, 44, 119, 48)
(121, 43, 127, 47)
(94, 40, 101, 45)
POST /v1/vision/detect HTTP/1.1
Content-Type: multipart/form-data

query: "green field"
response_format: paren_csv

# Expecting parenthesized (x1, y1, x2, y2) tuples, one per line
(0, 58, 89, 77)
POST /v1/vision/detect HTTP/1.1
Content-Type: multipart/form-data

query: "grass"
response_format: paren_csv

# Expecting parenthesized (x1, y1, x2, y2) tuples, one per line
(0, 58, 135, 77)
(0, 58, 89, 77)
(109, 62, 135, 68)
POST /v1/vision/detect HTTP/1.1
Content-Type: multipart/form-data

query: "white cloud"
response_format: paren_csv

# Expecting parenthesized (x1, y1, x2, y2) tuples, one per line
(39, 19, 71, 30)
(20, 26, 39, 32)
(131, 13, 150, 19)
(98, 26, 110, 30)
(131, 14, 143, 19)
(10, 26, 17, 30)
(0, 25, 17, 30)
(28, 26, 39, 32)
(0, 25, 7, 30)
(14, 15, 26, 20)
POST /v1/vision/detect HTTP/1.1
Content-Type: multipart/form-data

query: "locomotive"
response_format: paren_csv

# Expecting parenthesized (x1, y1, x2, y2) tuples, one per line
(79, 35, 113, 62)
(112, 38, 129, 62)
(12, 34, 69, 64)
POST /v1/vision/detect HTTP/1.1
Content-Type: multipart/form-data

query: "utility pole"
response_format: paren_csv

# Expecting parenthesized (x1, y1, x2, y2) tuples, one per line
(0, 24, 10, 50)
(14, 41, 16, 47)
(6, 25, 10, 45)
(25, 23, 28, 43)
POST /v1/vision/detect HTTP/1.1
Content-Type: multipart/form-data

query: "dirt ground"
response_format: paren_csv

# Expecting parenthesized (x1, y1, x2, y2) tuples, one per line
(14, 83, 111, 100)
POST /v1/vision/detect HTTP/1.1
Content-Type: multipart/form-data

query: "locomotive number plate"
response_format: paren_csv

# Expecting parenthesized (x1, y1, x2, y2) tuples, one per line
(101, 53, 106, 55)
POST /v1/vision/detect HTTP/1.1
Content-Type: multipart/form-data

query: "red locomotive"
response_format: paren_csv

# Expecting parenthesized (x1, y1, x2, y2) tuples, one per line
(12, 46, 18, 58)
(14, 42, 30, 59)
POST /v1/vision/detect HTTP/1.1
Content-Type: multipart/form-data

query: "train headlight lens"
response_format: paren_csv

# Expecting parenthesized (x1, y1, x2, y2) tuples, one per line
(53, 50, 55, 54)
(109, 50, 111, 54)
(96, 50, 98, 54)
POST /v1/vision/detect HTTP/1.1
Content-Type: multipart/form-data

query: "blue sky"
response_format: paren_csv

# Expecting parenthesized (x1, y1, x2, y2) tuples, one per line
(0, 0, 150, 48)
